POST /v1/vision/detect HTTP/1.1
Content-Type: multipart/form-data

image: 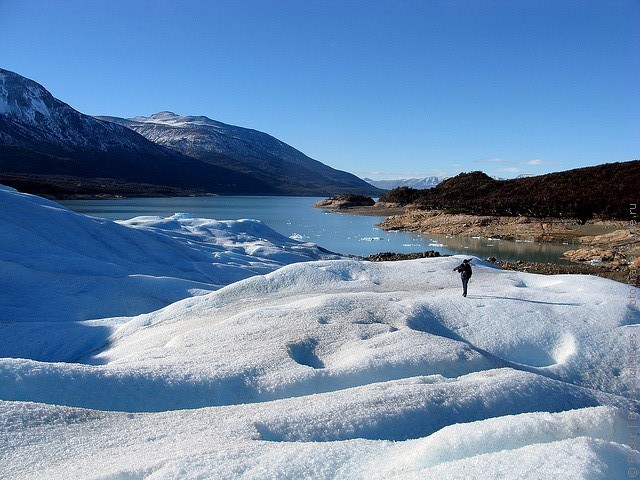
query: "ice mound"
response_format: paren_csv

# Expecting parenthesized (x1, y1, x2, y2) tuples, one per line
(0, 186, 638, 479)
(0, 185, 340, 360)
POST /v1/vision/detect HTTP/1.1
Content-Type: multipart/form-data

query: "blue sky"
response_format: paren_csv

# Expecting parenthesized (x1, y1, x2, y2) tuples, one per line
(1, 0, 638, 180)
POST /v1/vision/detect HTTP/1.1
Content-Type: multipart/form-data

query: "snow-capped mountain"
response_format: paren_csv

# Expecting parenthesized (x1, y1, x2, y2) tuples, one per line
(0, 68, 380, 197)
(99, 111, 382, 196)
(364, 176, 443, 190)
(0, 68, 268, 195)
(0, 68, 136, 153)
(102, 111, 317, 168)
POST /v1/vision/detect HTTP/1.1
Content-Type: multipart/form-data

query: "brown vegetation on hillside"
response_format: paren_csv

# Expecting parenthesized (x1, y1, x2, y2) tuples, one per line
(379, 160, 639, 222)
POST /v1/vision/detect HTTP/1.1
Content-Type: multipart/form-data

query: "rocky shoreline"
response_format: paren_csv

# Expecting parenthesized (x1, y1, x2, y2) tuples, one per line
(379, 209, 639, 269)
(378, 209, 625, 242)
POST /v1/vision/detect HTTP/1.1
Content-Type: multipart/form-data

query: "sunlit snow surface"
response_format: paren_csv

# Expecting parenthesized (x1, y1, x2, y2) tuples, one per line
(1, 185, 639, 479)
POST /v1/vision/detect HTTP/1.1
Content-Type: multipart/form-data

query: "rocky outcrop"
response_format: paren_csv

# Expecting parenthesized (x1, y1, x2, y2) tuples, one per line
(580, 228, 638, 249)
(562, 248, 617, 262)
(563, 229, 639, 267)
(312, 194, 375, 209)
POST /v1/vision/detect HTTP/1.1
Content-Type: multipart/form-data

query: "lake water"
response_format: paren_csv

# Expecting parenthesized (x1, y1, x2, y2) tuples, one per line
(58, 196, 575, 263)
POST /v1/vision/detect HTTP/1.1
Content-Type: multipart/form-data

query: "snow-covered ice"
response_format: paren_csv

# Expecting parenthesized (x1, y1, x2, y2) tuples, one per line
(0, 186, 339, 360)
(0, 185, 638, 479)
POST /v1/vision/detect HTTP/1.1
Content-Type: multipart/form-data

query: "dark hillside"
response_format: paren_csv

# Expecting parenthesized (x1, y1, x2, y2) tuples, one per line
(379, 160, 639, 221)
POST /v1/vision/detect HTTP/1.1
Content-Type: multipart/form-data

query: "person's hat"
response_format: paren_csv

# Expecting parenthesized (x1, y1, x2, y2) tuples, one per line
(463, 259, 471, 263)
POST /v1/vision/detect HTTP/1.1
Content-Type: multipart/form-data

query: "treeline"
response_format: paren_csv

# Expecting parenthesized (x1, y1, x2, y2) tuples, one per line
(379, 160, 639, 222)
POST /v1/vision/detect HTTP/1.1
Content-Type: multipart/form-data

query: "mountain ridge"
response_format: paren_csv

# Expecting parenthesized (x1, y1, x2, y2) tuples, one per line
(97, 111, 381, 196)
(0, 68, 380, 197)
(0, 68, 273, 196)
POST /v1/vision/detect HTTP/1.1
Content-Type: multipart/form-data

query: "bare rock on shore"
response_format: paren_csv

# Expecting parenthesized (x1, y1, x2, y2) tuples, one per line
(378, 210, 624, 243)
(373, 201, 404, 209)
(312, 194, 375, 210)
(580, 229, 639, 259)
(562, 247, 618, 263)
(580, 228, 637, 247)
(563, 229, 639, 267)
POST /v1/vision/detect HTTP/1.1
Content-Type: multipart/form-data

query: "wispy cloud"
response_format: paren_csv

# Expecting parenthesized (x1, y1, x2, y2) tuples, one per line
(525, 159, 560, 166)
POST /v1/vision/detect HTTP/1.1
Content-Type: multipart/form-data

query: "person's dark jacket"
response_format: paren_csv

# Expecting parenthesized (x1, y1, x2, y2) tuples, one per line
(454, 262, 472, 279)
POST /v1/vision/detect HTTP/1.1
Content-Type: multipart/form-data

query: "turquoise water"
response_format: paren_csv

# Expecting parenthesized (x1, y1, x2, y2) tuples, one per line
(58, 196, 575, 262)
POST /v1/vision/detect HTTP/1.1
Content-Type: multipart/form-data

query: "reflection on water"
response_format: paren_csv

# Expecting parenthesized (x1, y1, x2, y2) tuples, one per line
(408, 232, 574, 263)
(58, 196, 575, 263)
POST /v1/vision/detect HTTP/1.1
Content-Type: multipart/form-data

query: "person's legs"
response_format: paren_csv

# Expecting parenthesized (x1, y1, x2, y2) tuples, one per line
(462, 276, 469, 297)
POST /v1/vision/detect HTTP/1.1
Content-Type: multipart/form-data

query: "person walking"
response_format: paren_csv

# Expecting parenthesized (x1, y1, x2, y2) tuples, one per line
(453, 259, 472, 297)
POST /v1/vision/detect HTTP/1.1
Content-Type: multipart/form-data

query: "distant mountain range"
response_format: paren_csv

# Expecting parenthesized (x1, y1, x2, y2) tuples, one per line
(364, 174, 543, 191)
(0, 68, 381, 197)
(363, 176, 443, 190)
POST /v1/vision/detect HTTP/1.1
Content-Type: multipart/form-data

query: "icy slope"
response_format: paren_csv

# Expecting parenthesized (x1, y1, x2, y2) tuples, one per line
(1, 256, 639, 478)
(0, 185, 340, 323)
(0, 186, 638, 479)
(0, 185, 339, 359)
